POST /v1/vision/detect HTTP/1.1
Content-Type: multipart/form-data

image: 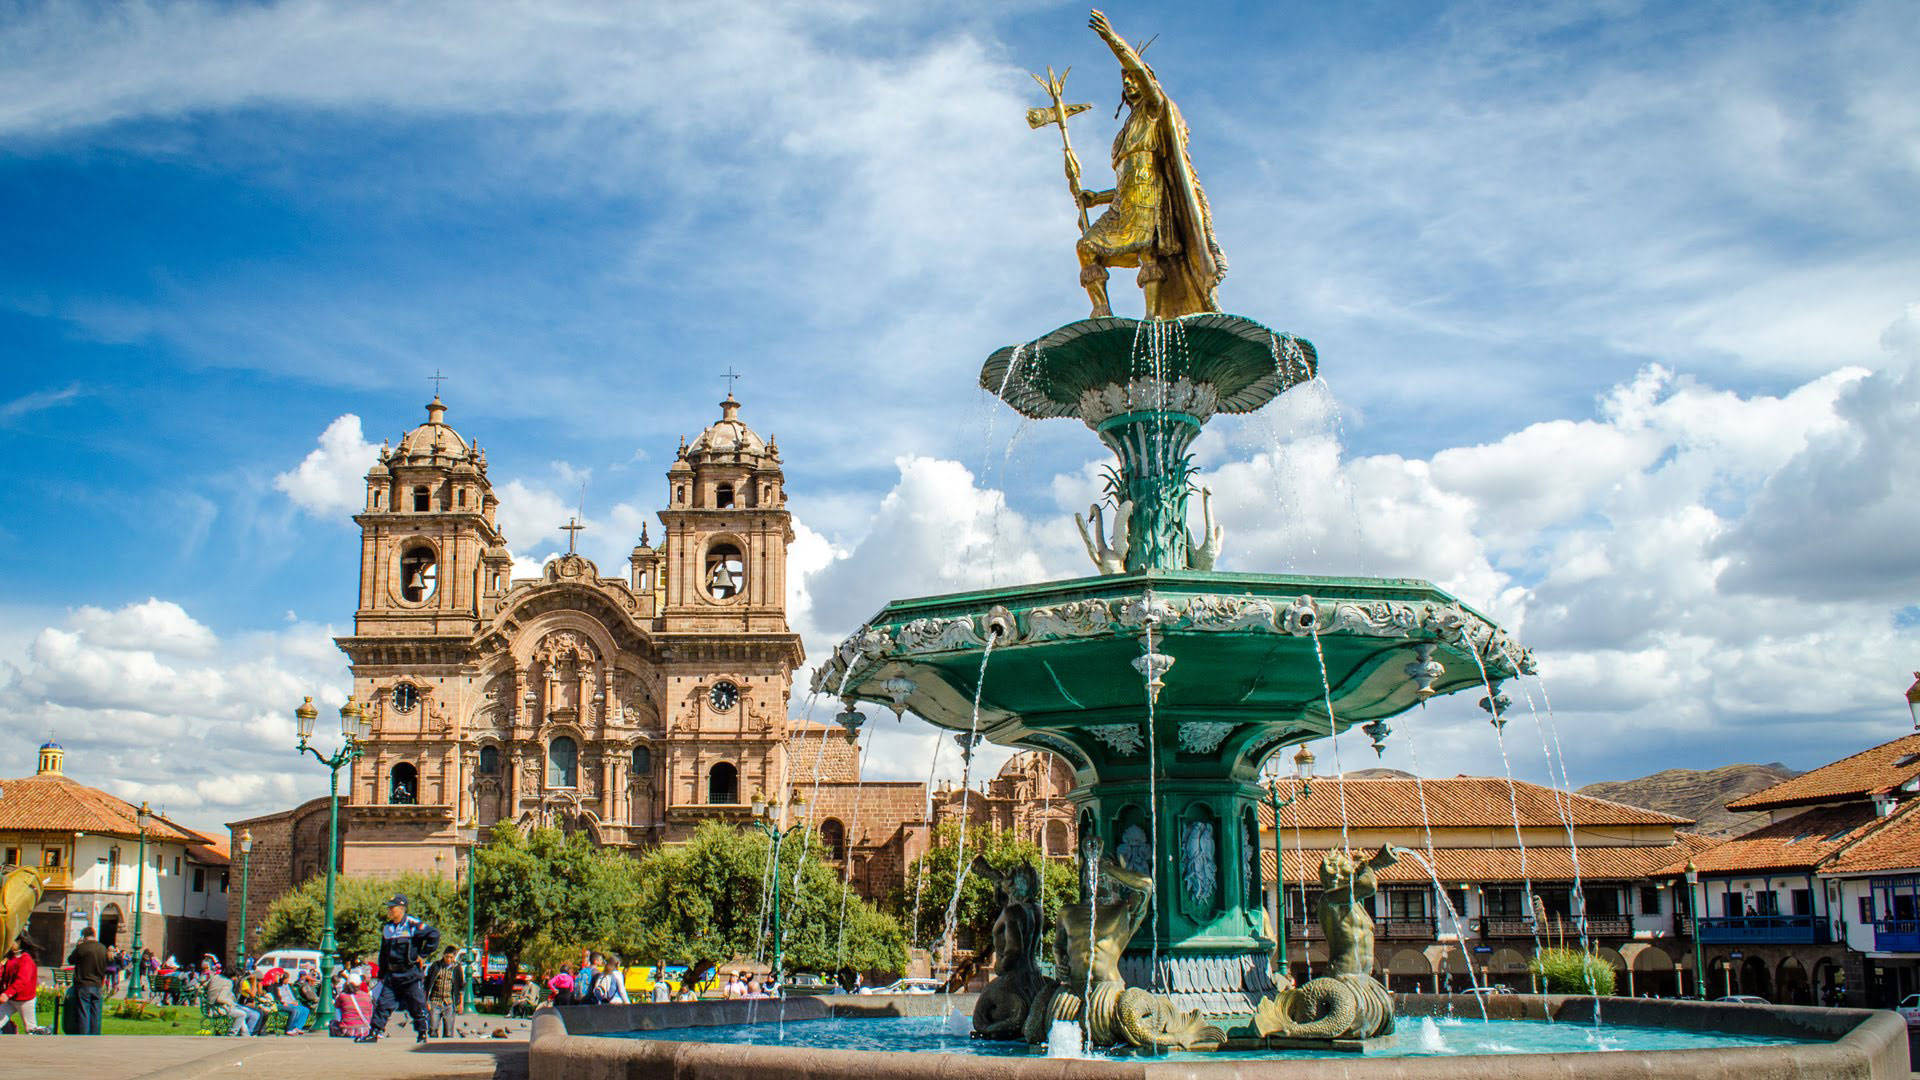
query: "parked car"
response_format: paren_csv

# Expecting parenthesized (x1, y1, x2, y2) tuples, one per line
(1896, 994, 1920, 1026)
(859, 978, 944, 995)
(252, 948, 323, 975)
(1465, 985, 1515, 996)
(1713, 994, 1770, 1005)
(784, 973, 834, 997)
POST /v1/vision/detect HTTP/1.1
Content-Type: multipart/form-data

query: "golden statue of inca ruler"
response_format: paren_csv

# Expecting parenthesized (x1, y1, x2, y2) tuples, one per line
(1034, 10, 1227, 319)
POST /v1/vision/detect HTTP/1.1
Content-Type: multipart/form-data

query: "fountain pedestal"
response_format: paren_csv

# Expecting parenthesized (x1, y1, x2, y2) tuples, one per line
(816, 316, 1532, 1041)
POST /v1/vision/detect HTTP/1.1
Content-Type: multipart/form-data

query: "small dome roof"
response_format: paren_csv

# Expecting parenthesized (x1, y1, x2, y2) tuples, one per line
(40, 739, 62, 750)
(685, 395, 770, 462)
(393, 397, 471, 463)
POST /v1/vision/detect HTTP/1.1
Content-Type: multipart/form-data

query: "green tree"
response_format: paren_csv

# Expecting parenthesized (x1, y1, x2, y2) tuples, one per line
(890, 821, 1077, 958)
(470, 824, 643, 983)
(256, 871, 464, 963)
(628, 820, 906, 982)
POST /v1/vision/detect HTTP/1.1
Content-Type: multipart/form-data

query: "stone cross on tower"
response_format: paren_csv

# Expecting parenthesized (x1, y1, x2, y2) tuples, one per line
(561, 517, 586, 554)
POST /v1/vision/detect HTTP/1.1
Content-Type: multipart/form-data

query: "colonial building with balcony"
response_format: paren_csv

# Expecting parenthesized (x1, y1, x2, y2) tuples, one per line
(0, 742, 229, 964)
(1263, 765, 1711, 997)
(1676, 732, 1920, 1007)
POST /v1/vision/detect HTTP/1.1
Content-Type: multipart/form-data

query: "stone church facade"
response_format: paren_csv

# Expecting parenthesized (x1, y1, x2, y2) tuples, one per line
(230, 394, 933, 960)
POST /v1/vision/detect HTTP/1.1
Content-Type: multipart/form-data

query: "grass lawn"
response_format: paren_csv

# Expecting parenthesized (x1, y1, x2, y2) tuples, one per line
(32, 992, 226, 1036)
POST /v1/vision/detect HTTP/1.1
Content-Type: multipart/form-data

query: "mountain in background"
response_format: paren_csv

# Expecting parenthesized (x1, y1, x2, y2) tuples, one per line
(1578, 763, 1799, 836)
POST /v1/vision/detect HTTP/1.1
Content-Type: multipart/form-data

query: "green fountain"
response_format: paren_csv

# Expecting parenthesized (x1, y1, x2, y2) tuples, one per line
(810, 10, 1532, 1051)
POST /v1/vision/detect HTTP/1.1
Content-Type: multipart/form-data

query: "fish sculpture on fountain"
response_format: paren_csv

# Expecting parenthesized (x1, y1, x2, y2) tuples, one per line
(1253, 846, 1400, 1044)
(1017, 840, 1227, 1052)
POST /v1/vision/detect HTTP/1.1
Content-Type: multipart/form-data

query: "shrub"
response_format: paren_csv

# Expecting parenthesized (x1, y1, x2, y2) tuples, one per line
(1528, 947, 1616, 995)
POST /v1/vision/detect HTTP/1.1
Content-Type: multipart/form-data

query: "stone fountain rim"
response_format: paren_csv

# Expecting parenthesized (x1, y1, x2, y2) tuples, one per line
(527, 993, 1908, 1078)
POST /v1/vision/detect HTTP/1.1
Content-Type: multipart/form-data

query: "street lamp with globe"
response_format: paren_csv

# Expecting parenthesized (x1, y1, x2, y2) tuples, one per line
(294, 693, 370, 1029)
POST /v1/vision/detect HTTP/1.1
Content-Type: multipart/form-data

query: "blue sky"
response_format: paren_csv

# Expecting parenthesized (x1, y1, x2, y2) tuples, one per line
(2, 0, 1918, 830)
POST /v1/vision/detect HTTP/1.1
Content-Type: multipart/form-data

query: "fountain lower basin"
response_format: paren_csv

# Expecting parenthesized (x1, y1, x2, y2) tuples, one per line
(530, 993, 1909, 1078)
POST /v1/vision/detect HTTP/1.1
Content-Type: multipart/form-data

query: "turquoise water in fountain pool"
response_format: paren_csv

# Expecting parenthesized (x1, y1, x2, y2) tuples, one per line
(608, 1015, 1816, 1060)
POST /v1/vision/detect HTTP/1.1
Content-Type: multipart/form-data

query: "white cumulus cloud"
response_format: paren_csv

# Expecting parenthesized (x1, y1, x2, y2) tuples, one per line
(273, 414, 378, 516)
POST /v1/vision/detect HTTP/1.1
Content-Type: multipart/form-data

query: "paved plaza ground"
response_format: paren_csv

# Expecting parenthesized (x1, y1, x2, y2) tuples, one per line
(1, 1017, 530, 1080)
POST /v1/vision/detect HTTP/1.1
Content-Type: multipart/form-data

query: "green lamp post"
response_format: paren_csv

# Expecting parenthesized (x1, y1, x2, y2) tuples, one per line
(458, 818, 479, 1015)
(129, 800, 153, 999)
(1261, 745, 1313, 982)
(748, 790, 809, 994)
(294, 693, 369, 1029)
(1684, 860, 1706, 1000)
(236, 828, 254, 968)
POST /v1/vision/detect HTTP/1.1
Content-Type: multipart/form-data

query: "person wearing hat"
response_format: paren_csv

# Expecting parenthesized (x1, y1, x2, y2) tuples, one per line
(357, 894, 440, 1044)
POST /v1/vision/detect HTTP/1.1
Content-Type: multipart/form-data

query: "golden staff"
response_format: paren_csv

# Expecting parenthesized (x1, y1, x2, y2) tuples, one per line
(1027, 66, 1094, 234)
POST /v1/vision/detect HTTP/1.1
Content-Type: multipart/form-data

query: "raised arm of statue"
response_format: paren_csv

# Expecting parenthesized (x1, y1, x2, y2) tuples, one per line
(1088, 10, 1161, 105)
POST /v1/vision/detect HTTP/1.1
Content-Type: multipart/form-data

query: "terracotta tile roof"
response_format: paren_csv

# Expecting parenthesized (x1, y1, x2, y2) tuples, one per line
(1259, 776, 1689, 830)
(1725, 733, 1920, 812)
(179, 826, 231, 866)
(1808, 803, 1920, 876)
(0, 773, 197, 843)
(1263, 834, 1715, 886)
(1658, 803, 1882, 876)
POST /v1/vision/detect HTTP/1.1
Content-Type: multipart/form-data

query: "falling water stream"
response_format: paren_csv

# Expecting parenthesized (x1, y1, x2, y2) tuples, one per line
(1397, 723, 1490, 1020)
(1140, 611, 1164, 990)
(1465, 648, 1545, 966)
(833, 722, 877, 975)
(1305, 621, 1354, 856)
(936, 632, 999, 1012)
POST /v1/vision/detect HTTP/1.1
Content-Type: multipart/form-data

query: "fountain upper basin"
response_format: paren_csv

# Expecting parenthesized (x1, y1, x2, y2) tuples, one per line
(814, 569, 1531, 774)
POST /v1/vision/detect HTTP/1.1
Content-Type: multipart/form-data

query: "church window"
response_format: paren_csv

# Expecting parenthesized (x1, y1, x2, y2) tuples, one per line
(714, 483, 735, 509)
(389, 762, 419, 805)
(704, 543, 745, 600)
(1046, 820, 1068, 856)
(821, 818, 846, 861)
(400, 546, 438, 603)
(478, 744, 500, 775)
(707, 762, 738, 804)
(456, 487, 466, 507)
(412, 486, 430, 512)
(372, 489, 383, 508)
(392, 683, 419, 713)
(631, 745, 651, 776)
(548, 737, 578, 788)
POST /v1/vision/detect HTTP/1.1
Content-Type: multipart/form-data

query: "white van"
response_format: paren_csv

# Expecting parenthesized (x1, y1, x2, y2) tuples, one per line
(253, 948, 324, 975)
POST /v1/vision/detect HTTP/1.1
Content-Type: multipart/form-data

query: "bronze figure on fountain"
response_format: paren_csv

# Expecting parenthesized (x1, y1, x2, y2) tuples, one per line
(1254, 846, 1401, 1044)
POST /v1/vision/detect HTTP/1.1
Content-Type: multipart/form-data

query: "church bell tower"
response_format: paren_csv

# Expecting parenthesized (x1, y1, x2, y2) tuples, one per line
(659, 394, 792, 634)
(352, 396, 511, 639)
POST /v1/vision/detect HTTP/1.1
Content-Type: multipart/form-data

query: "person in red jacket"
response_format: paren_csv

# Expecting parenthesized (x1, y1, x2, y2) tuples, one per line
(0, 937, 39, 1035)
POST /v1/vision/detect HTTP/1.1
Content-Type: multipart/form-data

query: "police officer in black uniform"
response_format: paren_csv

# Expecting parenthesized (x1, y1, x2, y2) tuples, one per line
(358, 894, 441, 1043)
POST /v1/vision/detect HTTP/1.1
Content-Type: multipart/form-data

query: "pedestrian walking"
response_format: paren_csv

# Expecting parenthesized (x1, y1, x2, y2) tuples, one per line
(650, 966, 671, 1004)
(357, 894, 439, 1044)
(426, 946, 460, 1037)
(0, 937, 38, 1035)
(596, 955, 629, 1004)
(66, 925, 109, 1034)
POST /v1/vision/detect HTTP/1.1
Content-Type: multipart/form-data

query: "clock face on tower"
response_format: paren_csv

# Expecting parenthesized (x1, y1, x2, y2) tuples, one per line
(392, 683, 420, 713)
(709, 680, 739, 712)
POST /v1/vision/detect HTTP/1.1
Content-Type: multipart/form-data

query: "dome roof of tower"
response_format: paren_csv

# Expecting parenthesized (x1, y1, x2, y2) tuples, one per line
(392, 397, 471, 464)
(685, 395, 771, 462)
